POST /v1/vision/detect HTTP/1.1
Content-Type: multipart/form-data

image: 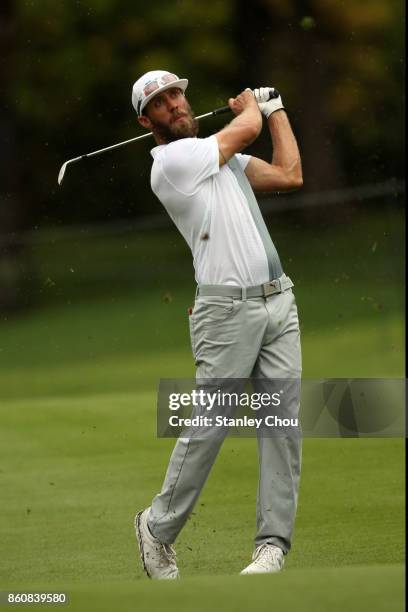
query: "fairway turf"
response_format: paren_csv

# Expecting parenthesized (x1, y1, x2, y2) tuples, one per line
(0, 206, 404, 610)
(3, 566, 405, 612)
(0, 394, 404, 601)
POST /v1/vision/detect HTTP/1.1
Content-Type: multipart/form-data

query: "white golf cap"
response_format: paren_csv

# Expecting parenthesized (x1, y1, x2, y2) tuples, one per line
(131, 70, 188, 116)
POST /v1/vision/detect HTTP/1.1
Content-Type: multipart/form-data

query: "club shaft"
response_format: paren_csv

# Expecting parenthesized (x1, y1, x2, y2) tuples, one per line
(58, 106, 231, 184)
(74, 107, 230, 161)
(58, 89, 279, 184)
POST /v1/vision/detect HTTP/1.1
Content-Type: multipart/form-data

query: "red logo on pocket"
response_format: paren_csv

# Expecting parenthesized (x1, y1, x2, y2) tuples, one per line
(188, 307, 193, 316)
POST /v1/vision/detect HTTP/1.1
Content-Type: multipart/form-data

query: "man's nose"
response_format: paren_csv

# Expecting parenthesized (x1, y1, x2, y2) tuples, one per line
(167, 97, 179, 112)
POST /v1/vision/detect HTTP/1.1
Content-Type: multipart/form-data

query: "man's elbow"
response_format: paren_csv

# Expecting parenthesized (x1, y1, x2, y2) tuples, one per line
(289, 174, 303, 190)
(276, 170, 303, 191)
(286, 163, 303, 190)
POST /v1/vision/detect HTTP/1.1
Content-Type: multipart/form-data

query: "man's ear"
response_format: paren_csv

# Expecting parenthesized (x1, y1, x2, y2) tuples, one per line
(138, 115, 152, 130)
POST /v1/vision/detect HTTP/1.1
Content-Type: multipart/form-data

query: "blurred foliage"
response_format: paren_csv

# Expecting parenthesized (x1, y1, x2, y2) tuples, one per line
(238, 0, 404, 189)
(12, 0, 238, 225)
(5, 0, 403, 227)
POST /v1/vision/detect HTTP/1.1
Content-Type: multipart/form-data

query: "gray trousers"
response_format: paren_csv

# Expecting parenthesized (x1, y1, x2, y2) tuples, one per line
(148, 287, 302, 554)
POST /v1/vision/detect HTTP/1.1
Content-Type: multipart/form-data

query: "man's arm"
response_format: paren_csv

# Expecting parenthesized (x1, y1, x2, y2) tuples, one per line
(215, 90, 262, 166)
(244, 90, 303, 193)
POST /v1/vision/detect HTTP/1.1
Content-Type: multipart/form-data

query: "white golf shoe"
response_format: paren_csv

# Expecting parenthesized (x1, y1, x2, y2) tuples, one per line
(240, 543, 284, 575)
(134, 508, 179, 579)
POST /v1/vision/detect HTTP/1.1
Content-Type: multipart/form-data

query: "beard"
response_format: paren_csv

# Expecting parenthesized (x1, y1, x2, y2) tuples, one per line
(149, 103, 199, 143)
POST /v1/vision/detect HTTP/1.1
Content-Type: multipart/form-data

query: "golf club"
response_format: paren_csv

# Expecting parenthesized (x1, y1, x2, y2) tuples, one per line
(57, 89, 280, 185)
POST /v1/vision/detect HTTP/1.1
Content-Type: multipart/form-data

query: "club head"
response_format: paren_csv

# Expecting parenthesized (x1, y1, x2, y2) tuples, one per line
(58, 161, 68, 186)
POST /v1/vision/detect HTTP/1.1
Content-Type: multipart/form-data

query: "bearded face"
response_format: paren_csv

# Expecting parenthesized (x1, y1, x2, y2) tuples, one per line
(147, 100, 199, 143)
(140, 88, 199, 143)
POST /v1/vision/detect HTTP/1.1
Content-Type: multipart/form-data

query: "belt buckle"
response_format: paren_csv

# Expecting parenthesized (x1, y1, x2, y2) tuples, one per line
(263, 278, 283, 297)
(262, 280, 278, 297)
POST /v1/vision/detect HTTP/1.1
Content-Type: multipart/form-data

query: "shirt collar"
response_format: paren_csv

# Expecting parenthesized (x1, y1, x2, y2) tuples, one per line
(150, 144, 166, 159)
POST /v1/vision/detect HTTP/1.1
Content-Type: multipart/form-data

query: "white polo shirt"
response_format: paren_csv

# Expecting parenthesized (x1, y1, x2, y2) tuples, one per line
(150, 135, 270, 286)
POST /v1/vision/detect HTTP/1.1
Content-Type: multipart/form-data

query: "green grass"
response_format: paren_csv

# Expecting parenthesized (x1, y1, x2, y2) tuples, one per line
(0, 314, 403, 400)
(3, 567, 405, 612)
(0, 393, 404, 609)
(0, 205, 405, 610)
(1, 206, 404, 381)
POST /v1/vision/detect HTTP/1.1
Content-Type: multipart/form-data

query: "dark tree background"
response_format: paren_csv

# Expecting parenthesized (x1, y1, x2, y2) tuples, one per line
(1, 0, 31, 310)
(0, 0, 405, 310)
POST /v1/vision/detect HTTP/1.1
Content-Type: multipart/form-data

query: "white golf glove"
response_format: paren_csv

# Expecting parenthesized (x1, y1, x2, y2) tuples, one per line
(249, 87, 284, 118)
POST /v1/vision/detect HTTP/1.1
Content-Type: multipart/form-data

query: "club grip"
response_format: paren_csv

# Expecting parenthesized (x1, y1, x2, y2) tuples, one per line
(267, 88, 280, 99)
(212, 89, 280, 116)
(212, 105, 231, 116)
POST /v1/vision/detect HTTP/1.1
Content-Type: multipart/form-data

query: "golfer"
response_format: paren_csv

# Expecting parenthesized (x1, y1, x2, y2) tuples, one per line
(132, 70, 303, 579)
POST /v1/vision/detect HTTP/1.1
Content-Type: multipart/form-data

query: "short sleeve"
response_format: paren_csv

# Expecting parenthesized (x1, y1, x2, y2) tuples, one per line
(160, 135, 219, 195)
(235, 153, 252, 171)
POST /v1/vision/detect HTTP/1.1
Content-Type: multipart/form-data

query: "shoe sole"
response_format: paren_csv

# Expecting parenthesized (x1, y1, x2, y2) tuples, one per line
(240, 560, 284, 575)
(134, 510, 152, 579)
(240, 567, 282, 575)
